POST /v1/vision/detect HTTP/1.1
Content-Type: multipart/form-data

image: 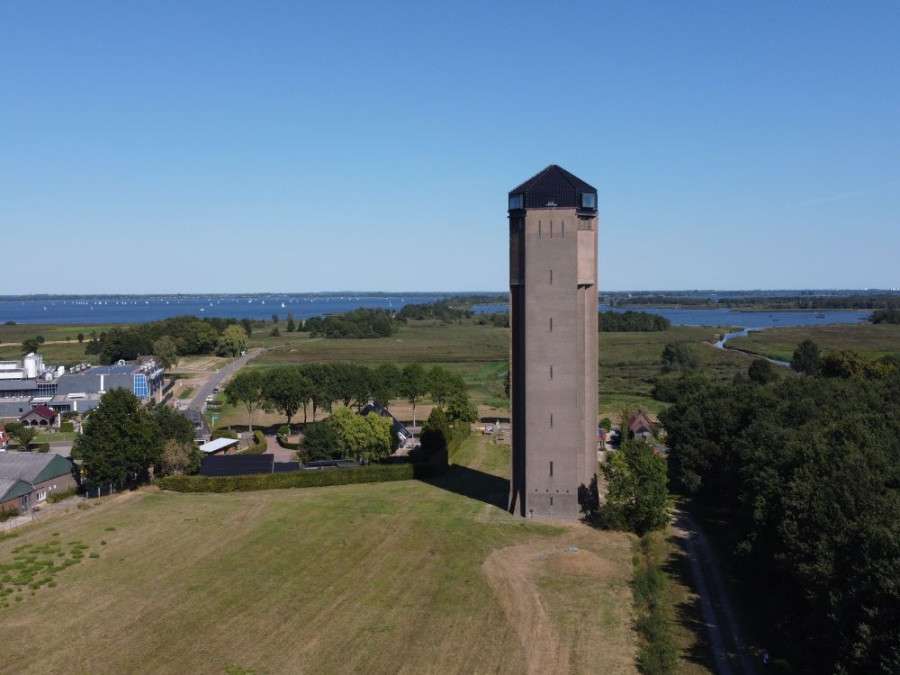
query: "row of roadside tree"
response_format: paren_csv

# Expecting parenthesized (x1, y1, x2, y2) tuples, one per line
(224, 362, 478, 431)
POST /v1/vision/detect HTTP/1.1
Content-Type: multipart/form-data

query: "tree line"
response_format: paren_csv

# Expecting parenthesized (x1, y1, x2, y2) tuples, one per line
(661, 348, 900, 672)
(224, 362, 476, 432)
(395, 295, 507, 322)
(603, 292, 900, 310)
(870, 308, 900, 324)
(599, 310, 670, 332)
(83, 315, 255, 365)
(302, 308, 398, 339)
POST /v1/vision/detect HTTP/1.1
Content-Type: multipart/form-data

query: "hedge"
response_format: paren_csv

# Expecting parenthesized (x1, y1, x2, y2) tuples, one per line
(157, 461, 446, 493)
(238, 430, 268, 455)
(276, 434, 301, 450)
(47, 487, 79, 504)
(60, 422, 75, 433)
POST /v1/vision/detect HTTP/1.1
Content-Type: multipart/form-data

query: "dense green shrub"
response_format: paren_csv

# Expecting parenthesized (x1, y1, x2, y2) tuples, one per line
(276, 435, 300, 450)
(35, 443, 50, 453)
(158, 462, 446, 493)
(211, 428, 238, 440)
(0, 509, 19, 522)
(46, 487, 79, 504)
(59, 422, 75, 433)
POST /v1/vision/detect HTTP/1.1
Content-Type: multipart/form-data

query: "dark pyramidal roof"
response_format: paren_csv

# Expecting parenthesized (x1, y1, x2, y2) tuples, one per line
(509, 164, 596, 209)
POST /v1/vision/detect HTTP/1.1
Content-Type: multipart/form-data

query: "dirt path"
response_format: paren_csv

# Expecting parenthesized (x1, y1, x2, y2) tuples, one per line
(672, 511, 758, 675)
(482, 543, 570, 675)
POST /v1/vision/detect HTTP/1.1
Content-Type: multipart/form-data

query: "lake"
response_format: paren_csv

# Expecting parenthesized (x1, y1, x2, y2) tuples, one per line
(0, 295, 874, 329)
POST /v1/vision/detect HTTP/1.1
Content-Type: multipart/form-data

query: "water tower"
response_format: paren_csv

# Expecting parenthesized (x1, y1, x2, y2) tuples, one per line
(507, 165, 599, 519)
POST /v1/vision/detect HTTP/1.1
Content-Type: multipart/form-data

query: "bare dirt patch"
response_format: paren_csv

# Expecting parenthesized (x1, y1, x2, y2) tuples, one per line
(483, 543, 569, 675)
(483, 530, 637, 675)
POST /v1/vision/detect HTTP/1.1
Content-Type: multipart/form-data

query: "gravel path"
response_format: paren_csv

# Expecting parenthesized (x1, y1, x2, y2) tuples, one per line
(672, 510, 758, 675)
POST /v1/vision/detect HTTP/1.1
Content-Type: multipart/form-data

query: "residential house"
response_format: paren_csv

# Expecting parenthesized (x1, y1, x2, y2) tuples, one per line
(628, 409, 655, 441)
(0, 453, 77, 514)
(181, 410, 211, 444)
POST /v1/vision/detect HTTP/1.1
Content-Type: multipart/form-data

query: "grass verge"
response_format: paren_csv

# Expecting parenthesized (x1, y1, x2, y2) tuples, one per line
(633, 531, 678, 674)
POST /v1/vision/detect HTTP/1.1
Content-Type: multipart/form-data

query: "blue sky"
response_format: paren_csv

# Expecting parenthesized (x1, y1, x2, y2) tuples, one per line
(2, 1, 898, 293)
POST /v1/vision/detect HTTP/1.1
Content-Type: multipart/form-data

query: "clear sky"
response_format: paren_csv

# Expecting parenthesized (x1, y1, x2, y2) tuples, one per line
(2, 1, 898, 294)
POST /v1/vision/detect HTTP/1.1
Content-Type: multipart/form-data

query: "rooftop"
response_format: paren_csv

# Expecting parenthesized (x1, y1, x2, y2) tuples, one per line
(508, 164, 597, 212)
(0, 452, 71, 484)
(198, 438, 241, 454)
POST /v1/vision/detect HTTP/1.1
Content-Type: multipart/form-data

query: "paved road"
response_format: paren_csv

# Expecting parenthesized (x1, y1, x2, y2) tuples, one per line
(186, 348, 262, 412)
(673, 510, 758, 675)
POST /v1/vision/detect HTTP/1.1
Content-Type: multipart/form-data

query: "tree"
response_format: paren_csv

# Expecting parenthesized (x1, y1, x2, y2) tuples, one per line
(428, 366, 466, 407)
(303, 363, 335, 421)
(224, 369, 266, 431)
(820, 350, 888, 380)
(325, 407, 392, 461)
(660, 342, 700, 373)
(791, 339, 821, 375)
(600, 439, 669, 535)
(5, 422, 37, 450)
(159, 439, 201, 476)
(446, 389, 478, 424)
(263, 366, 309, 427)
(372, 363, 401, 407)
(330, 363, 371, 409)
(400, 364, 429, 427)
(153, 336, 180, 370)
(303, 418, 341, 461)
(272, 312, 279, 325)
(218, 325, 248, 358)
(153, 405, 196, 445)
(77, 332, 85, 343)
(74, 389, 160, 486)
(21, 337, 42, 354)
(748, 358, 778, 384)
(417, 407, 451, 464)
(286, 312, 296, 332)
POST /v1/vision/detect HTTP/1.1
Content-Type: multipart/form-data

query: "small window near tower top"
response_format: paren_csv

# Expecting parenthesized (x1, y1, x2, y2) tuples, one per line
(509, 195, 523, 210)
(581, 193, 596, 208)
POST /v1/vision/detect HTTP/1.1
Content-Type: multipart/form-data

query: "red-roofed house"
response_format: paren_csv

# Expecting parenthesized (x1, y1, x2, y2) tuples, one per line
(628, 409, 654, 441)
(19, 405, 57, 428)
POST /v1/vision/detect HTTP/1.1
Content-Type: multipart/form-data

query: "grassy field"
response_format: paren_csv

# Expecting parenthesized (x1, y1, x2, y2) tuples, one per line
(726, 322, 900, 362)
(599, 326, 746, 415)
(3, 317, 754, 422)
(0, 436, 641, 674)
(248, 322, 747, 419)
